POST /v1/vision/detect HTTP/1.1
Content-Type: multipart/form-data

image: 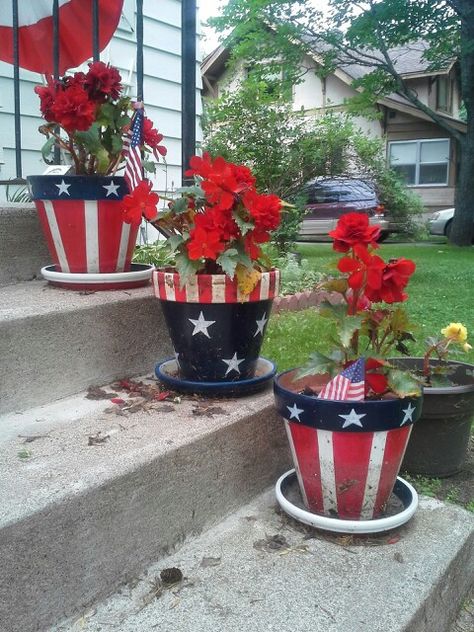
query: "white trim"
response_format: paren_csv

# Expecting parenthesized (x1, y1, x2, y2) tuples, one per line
(43, 200, 70, 273)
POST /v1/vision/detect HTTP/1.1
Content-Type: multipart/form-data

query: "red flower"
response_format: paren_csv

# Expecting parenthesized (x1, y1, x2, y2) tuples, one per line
(242, 190, 281, 232)
(187, 226, 225, 260)
(329, 212, 381, 253)
(365, 358, 389, 395)
(143, 117, 167, 156)
(122, 180, 159, 225)
(84, 61, 122, 102)
(35, 78, 60, 123)
(366, 258, 416, 304)
(337, 251, 385, 293)
(50, 85, 96, 132)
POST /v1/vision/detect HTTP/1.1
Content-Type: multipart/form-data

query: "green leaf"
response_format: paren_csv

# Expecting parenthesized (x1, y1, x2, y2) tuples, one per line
(171, 197, 189, 214)
(233, 211, 254, 236)
(95, 148, 110, 174)
(216, 249, 239, 278)
(387, 369, 422, 398)
(318, 301, 348, 322)
(110, 133, 123, 154)
(40, 136, 56, 164)
(338, 315, 363, 348)
(75, 123, 101, 153)
(175, 185, 205, 197)
(167, 234, 184, 252)
(175, 252, 200, 287)
(143, 160, 156, 174)
(296, 351, 337, 379)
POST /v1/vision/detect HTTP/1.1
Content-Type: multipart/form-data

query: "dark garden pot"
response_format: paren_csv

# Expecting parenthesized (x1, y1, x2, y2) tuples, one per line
(391, 358, 474, 477)
(27, 175, 138, 274)
(274, 369, 423, 520)
(153, 269, 280, 382)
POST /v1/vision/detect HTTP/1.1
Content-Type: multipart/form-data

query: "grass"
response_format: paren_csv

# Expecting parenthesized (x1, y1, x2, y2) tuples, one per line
(262, 241, 474, 369)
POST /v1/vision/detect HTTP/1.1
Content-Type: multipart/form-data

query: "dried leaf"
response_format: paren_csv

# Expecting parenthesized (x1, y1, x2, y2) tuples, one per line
(160, 567, 183, 586)
(86, 385, 117, 400)
(87, 432, 110, 446)
(253, 534, 289, 552)
(200, 556, 221, 568)
(236, 264, 261, 297)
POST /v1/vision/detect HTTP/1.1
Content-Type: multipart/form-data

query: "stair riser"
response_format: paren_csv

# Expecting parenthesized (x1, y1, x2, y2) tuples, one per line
(0, 297, 171, 413)
(0, 204, 50, 286)
(0, 406, 290, 632)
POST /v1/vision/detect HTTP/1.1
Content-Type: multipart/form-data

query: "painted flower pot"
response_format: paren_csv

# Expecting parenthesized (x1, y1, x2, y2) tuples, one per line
(391, 358, 474, 477)
(274, 369, 423, 520)
(153, 269, 280, 382)
(27, 175, 138, 274)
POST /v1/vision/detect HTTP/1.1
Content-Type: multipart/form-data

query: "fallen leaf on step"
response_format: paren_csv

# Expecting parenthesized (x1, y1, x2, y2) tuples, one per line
(87, 432, 110, 446)
(86, 385, 117, 400)
(253, 534, 289, 552)
(192, 403, 227, 417)
(200, 556, 221, 568)
(18, 434, 49, 443)
(17, 448, 32, 459)
(160, 567, 183, 587)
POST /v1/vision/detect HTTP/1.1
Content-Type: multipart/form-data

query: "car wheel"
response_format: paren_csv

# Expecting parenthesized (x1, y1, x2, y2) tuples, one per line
(377, 231, 390, 242)
(445, 220, 452, 239)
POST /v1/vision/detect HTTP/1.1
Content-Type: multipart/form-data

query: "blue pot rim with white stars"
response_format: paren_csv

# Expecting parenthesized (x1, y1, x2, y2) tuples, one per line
(274, 368, 423, 433)
(27, 175, 128, 201)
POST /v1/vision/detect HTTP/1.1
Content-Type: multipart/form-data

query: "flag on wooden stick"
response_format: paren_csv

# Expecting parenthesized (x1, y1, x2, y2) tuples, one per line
(318, 358, 365, 401)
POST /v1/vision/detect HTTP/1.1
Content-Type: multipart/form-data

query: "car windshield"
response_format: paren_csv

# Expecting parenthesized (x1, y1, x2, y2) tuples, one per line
(304, 180, 375, 204)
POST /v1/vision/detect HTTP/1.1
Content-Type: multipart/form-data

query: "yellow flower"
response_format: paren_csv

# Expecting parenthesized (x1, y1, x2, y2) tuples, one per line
(463, 342, 472, 352)
(441, 322, 468, 343)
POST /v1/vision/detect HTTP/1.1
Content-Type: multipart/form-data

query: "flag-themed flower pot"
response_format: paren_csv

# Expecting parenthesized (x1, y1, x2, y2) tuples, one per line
(274, 368, 423, 520)
(27, 175, 139, 275)
(153, 269, 279, 382)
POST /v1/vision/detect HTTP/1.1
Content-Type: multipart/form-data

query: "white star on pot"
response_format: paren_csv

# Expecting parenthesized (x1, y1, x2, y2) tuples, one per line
(287, 403, 304, 422)
(254, 313, 268, 337)
(55, 180, 71, 196)
(400, 402, 416, 426)
(188, 311, 216, 338)
(338, 408, 367, 429)
(222, 352, 245, 376)
(103, 180, 120, 197)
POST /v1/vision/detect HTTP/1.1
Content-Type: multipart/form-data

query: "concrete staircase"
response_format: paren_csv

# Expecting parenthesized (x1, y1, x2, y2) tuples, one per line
(0, 204, 473, 632)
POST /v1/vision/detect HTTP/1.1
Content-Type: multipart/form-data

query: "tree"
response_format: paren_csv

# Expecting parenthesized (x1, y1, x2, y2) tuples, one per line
(211, 0, 473, 246)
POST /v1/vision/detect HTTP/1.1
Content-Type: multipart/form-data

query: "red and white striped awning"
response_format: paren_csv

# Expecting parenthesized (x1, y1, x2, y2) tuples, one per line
(0, 0, 124, 74)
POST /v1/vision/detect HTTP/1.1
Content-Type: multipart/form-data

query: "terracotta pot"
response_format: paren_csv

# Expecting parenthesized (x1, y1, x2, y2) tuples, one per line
(153, 269, 280, 382)
(27, 175, 138, 274)
(390, 358, 474, 477)
(274, 369, 423, 520)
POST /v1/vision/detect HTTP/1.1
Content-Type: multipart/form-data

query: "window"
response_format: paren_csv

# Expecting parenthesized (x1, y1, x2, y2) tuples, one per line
(388, 139, 450, 186)
(436, 76, 451, 113)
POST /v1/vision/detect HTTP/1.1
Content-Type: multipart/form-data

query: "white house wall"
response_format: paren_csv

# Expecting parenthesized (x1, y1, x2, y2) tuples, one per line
(0, 0, 202, 199)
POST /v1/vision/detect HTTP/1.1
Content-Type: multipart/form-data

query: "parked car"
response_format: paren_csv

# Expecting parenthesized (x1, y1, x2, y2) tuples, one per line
(428, 207, 455, 238)
(297, 178, 396, 241)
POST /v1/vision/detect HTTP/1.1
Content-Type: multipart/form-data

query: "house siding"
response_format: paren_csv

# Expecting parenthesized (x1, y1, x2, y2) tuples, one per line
(0, 0, 202, 199)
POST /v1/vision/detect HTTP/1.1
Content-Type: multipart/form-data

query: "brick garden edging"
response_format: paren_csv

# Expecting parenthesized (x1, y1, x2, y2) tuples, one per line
(272, 290, 341, 314)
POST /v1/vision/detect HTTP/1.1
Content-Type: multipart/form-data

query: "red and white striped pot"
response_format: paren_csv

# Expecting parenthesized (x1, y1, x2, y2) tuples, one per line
(274, 369, 422, 520)
(27, 175, 138, 274)
(153, 268, 280, 382)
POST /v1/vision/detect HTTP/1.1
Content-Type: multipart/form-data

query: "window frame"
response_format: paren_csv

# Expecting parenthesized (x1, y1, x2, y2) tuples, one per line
(388, 138, 450, 187)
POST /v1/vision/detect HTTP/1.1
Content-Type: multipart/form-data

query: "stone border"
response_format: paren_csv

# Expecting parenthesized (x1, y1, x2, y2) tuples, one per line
(273, 290, 340, 314)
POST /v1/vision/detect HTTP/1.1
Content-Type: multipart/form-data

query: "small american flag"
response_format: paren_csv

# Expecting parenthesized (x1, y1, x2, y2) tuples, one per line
(318, 358, 365, 401)
(124, 104, 144, 191)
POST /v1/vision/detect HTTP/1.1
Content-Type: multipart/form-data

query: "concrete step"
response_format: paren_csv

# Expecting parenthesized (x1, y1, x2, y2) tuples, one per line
(0, 203, 50, 286)
(50, 488, 474, 632)
(0, 280, 170, 414)
(0, 383, 289, 632)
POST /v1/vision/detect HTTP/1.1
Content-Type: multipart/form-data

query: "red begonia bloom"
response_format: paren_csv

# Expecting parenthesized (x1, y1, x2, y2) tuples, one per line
(337, 251, 385, 292)
(84, 61, 122, 102)
(35, 78, 60, 122)
(50, 85, 96, 132)
(187, 226, 225, 260)
(143, 117, 167, 156)
(242, 190, 281, 232)
(329, 212, 381, 253)
(122, 180, 159, 225)
(366, 258, 416, 304)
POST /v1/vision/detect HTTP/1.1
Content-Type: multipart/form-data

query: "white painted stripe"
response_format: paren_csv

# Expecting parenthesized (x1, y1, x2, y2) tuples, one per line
(360, 431, 388, 519)
(211, 276, 226, 303)
(317, 429, 338, 515)
(164, 272, 176, 301)
(43, 200, 70, 273)
(84, 201, 100, 273)
(185, 277, 199, 302)
(274, 270, 281, 296)
(259, 273, 270, 300)
(284, 420, 309, 508)
(116, 222, 131, 272)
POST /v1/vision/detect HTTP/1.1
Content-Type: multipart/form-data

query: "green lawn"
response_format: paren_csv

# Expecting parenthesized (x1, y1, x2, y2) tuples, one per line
(262, 242, 474, 370)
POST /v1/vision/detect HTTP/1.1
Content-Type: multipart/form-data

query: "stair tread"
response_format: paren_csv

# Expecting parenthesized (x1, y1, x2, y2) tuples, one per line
(0, 278, 154, 321)
(51, 487, 474, 632)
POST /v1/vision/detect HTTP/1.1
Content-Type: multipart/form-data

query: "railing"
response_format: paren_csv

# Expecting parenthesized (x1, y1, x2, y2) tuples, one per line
(1, 0, 197, 186)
